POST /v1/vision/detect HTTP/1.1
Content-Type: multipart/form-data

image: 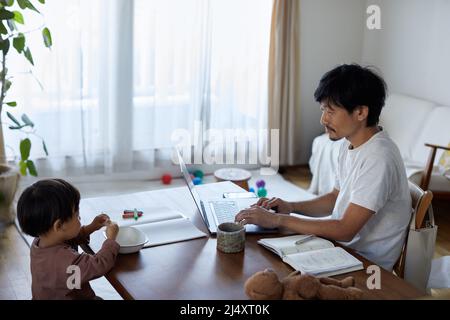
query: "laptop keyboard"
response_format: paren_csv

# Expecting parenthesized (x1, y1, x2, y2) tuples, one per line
(209, 201, 239, 224)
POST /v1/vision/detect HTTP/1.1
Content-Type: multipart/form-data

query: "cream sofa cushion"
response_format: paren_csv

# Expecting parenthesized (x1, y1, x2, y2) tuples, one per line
(409, 169, 450, 192)
(380, 94, 436, 160)
(410, 107, 450, 165)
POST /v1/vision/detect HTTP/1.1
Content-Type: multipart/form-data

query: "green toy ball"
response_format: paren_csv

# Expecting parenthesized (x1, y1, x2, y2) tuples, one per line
(257, 188, 267, 198)
(194, 170, 204, 179)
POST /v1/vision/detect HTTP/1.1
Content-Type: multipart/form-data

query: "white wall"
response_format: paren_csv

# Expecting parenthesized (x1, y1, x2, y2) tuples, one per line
(297, 0, 450, 164)
(298, 0, 366, 164)
(362, 0, 450, 107)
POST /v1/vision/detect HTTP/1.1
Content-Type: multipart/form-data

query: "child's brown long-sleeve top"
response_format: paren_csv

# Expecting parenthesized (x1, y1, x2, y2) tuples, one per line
(30, 227, 120, 300)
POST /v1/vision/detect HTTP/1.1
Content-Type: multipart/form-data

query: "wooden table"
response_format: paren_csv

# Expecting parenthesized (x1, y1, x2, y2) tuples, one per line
(81, 182, 424, 300)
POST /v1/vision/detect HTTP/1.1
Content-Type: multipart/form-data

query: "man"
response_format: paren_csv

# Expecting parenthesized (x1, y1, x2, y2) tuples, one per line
(235, 64, 412, 271)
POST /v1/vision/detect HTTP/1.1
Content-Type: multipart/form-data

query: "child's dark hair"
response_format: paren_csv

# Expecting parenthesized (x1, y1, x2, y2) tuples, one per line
(314, 64, 388, 127)
(17, 179, 80, 237)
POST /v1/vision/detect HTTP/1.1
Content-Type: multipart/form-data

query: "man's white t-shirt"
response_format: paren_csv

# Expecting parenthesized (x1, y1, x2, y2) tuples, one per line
(333, 129, 411, 271)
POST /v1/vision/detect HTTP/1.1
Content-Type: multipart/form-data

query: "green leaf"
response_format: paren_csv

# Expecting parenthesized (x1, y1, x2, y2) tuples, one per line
(21, 113, 34, 127)
(0, 21, 7, 35)
(0, 9, 15, 20)
(1, 0, 15, 7)
(38, 0, 45, 4)
(20, 138, 31, 161)
(19, 160, 27, 176)
(0, 38, 10, 54)
(13, 33, 25, 53)
(6, 111, 20, 126)
(4, 79, 12, 92)
(5, 101, 17, 107)
(27, 160, 37, 177)
(17, 0, 39, 13)
(42, 140, 48, 156)
(42, 27, 51, 48)
(13, 10, 24, 24)
(23, 47, 34, 65)
(0, 67, 7, 78)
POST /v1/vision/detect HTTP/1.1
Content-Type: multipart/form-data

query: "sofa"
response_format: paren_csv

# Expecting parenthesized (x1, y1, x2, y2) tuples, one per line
(308, 93, 450, 197)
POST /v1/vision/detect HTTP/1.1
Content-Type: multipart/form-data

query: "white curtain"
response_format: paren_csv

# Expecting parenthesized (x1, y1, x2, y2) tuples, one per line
(268, 0, 300, 166)
(3, 0, 272, 180)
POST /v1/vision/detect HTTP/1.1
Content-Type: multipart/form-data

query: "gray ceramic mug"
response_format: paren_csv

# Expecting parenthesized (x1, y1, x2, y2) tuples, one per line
(217, 222, 246, 253)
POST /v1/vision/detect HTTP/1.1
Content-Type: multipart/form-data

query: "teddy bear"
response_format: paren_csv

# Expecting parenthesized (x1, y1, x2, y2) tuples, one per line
(244, 269, 364, 300)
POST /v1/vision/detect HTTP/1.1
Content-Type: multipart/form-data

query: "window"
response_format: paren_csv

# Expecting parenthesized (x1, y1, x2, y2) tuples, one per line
(4, 0, 272, 178)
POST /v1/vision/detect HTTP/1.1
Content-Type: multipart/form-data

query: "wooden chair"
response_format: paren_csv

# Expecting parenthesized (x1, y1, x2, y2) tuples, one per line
(420, 143, 450, 200)
(394, 181, 434, 278)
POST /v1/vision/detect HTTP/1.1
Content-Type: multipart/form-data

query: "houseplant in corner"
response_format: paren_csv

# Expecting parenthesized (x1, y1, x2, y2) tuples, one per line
(0, 0, 52, 224)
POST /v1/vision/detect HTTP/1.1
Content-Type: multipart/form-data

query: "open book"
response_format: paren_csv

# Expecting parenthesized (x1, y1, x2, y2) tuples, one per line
(101, 206, 207, 248)
(258, 235, 364, 277)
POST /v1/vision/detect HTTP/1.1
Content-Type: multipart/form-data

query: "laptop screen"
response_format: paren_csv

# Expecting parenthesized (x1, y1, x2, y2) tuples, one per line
(177, 150, 205, 218)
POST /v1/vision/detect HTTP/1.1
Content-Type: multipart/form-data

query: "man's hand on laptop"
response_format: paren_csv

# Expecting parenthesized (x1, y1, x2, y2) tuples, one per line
(252, 197, 294, 214)
(235, 207, 281, 229)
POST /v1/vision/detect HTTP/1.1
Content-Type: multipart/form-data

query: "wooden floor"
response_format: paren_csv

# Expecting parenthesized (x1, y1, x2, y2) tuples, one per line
(1, 167, 449, 299)
(0, 223, 32, 299)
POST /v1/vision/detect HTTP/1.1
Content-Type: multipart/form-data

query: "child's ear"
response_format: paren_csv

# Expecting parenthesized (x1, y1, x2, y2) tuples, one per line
(53, 219, 63, 232)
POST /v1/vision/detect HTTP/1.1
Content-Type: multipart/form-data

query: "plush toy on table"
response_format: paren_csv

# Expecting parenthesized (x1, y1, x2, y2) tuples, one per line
(244, 269, 364, 300)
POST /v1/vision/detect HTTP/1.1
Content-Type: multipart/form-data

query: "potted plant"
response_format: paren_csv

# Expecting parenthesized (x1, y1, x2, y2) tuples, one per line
(0, 0, 51, 224)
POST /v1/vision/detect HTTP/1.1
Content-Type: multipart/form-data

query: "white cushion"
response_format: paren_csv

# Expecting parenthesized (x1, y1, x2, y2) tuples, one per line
(380, 94, 436, 160)
(410, 106, 450, 165)
(308, 133, 344, 195)
(409, 170, 450, 192)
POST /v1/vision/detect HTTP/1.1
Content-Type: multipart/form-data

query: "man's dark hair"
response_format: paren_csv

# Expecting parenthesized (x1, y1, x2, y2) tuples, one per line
(314, 64, 388, 127)
(17, 179, 80, 237)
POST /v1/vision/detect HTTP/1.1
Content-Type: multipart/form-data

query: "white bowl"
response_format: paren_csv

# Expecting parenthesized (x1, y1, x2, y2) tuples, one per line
(104, 226, 148, 254)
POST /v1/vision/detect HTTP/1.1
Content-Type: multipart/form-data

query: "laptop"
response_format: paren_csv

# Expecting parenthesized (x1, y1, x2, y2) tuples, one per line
(177, 150, 277, 235)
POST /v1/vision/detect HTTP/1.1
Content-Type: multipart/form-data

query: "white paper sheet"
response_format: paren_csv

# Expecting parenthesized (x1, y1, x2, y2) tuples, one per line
(80, 195, 207, 249)
(135, 218, 207, 248)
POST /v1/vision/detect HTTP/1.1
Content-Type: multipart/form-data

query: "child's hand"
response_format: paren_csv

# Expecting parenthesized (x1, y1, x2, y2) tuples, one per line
(105, 221, 119, 240)
(91, 213, 111, 231)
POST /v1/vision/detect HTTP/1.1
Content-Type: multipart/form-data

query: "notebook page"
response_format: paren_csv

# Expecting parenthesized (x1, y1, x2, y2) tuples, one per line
(116, 207, 183, 227)
(283, 247, 363, 275)
(80, 204, 183, 228)
(134, 218, 207, 248)
(80, 192, 185, 226)
(281, 238, 335, 256)
(258, 235, 334, 257)
(314, 265, 365, 278)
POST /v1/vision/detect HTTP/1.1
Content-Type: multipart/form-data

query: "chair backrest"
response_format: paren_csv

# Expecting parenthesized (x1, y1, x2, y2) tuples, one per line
(394, 181, 434, 278)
